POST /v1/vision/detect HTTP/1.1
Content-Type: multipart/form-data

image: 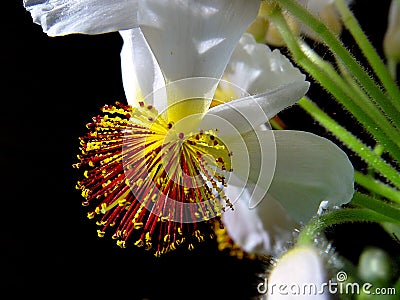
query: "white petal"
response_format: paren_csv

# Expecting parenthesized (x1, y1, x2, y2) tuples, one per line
(24, 0, 139, 36)
(267, 246, 329, 300)
(120, 29, 166, 110)
(268, 130, 354, 223)
(227, 129, 277, 209)
(138, 0, 260, 100)
(221, 33, 308, 98)
(222, 182, 299, 256)
(199, 80, 309, 134)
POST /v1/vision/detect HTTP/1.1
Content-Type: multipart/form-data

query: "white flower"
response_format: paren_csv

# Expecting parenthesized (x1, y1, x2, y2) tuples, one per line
(264, 246, 330, 300)
(119, 28, 354, 255)
(24, 0, 354, 256)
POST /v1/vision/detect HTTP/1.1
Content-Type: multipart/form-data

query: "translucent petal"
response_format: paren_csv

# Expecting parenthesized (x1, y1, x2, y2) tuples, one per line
(268, 130, 354, 223)
(222, 182, 299, 256)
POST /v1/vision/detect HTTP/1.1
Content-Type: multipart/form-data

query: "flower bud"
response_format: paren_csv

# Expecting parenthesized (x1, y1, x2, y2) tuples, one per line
(246, 16, 269, 43)
(299, 1, 344, 42)
(265, 12, 300, 47)
(384, 0, 400, 62)
(265, 246, 329, 299)
(358, 246, 393, 285)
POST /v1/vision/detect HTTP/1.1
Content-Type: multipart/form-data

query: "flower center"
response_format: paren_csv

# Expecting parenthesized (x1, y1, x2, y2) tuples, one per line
(74, 101, 233, 256)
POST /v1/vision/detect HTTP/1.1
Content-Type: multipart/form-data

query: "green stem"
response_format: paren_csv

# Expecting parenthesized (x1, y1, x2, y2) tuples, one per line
(366, 145, 385, 201)
(299, 42, 343, 85)
(351, 192, 400, 222)
(373, 144, 385, 156)
(276, 0, 400, 130)
(304, 41, 400, 153)
(334, 58, 400, 166)
(334, 0, 400, 112)
(367, 144, 385, 187)
(335, 56, 379, 106)
(301, 41, 374, 107)
(370, 144, 385, 170)
(269, 8, 400, 163)
(355, 171, 400, 204)
(298, 97, 400, 189)
(297, 208, 399, 246)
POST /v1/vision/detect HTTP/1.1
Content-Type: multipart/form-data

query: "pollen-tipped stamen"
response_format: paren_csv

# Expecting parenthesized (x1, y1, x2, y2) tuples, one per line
(74, 101, 233, 255)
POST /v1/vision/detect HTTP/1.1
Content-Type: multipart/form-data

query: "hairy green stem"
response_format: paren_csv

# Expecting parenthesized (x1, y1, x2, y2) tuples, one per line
(269, 9, 400, 162)
(351, 192, 400, 222)
(334, 0, 400, 112)
(276, 0, 400, 129)
(298, 97, 400, 189)
(313, 47, 400, 159)
(355, 171, 400, 204)
(297, 208, 399, 246)
(335, 57, 380, 107)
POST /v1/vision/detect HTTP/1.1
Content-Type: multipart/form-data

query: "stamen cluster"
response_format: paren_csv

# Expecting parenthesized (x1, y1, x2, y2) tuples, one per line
(74, 101, 233, 256)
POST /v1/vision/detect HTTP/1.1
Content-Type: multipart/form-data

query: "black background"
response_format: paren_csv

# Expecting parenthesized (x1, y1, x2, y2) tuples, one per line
(3, 1, 400, 299)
